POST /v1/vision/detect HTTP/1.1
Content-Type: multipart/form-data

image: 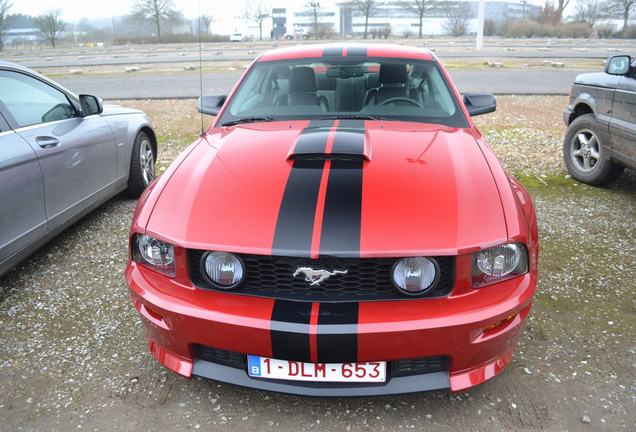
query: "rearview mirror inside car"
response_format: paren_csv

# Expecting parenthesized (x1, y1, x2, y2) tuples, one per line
(79, 94, 103, 116)
(463, 93, 496, 117)
(605, 55, 631, 76)
(197, 95, 227, 116)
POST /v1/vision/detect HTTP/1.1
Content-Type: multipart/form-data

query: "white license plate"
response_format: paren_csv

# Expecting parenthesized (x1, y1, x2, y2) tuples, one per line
(247, 355, 386, 383)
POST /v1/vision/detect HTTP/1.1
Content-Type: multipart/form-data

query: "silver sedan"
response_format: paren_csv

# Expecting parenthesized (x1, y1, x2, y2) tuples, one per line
(0, 61, 157, 277)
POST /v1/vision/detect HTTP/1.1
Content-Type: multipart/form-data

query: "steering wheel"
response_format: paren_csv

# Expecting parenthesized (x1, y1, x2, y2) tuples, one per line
(380, 97, 422, 108)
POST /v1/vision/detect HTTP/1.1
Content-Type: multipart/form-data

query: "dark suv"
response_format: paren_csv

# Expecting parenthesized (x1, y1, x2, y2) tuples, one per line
(563, 55, 635, 185)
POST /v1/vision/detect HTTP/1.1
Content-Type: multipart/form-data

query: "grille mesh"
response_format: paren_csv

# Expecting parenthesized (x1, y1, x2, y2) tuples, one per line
(188, 251, 454, 302)
(391, 357, 449, 377)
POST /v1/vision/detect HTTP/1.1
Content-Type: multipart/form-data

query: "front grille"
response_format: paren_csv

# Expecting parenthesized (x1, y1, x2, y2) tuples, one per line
(391, 357, 449, 377)
(188, 251, 454, 302)
(195, 346, 449, 379)
(196, 345, 247, 370)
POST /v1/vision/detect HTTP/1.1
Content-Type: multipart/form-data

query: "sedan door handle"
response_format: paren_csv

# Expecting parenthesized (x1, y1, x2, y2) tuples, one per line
(35, 136, 60, 149)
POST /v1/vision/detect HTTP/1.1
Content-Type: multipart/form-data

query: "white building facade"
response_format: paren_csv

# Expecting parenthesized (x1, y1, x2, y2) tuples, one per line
(227, 0, 542, 39)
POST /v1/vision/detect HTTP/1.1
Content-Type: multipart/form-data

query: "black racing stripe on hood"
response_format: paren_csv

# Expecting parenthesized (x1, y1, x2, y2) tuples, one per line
(316, 302, 359, 363)
(323, 47, 343, 57)
(272, 120, 334, 257)
(318, 120, 364, 256)
(346, 47, 368, 57)
(270, 300, 312, 362)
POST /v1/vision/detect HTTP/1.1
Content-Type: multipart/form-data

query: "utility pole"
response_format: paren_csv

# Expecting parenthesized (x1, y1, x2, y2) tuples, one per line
(520, 0, 528, 18)
(476, 0, 485, 51)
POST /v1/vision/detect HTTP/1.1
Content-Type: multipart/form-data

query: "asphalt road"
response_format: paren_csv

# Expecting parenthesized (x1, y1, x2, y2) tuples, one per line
(8, 50, 615, 68)
(5, 38, 634, 68)
(55, 68, 588, 98)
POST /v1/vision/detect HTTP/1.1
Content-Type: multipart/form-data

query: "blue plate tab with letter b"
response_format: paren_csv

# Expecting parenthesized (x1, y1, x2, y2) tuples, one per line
(247, 355, 262, 377)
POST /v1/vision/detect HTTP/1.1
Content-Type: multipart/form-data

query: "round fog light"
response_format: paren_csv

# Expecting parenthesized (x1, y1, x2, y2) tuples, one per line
(202, 252, 245, 289)
(392, 257, 439, 296)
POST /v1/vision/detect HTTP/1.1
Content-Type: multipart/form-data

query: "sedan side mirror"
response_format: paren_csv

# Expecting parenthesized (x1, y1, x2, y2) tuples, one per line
(605, 55, 631, 76)
(197, 95, 227, 116)
(79, 94, 103, 116)
(463, 93, 496, 117)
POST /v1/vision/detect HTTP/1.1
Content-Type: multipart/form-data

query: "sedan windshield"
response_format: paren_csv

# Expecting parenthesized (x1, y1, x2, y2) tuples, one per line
(217, 58, 468, 128)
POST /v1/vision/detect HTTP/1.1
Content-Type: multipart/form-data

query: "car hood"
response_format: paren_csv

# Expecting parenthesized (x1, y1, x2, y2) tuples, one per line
(574, 72, 620, 88)
(101, 104, 144, 116)
(146, 120, 507, 257)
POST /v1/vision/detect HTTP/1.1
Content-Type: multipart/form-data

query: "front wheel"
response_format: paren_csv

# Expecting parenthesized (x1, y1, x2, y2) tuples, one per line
(127, 132, 155, 198)
(563, 114, 623, 186)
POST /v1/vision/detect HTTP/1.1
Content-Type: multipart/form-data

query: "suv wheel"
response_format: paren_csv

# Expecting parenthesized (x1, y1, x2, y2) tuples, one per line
(563, 114, 623, 186)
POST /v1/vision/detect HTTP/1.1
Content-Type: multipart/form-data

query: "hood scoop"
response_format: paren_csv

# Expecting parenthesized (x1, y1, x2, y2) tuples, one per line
(287, 126, 370, 162)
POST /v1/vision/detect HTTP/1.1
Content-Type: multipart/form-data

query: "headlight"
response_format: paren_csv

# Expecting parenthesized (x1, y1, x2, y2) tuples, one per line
(472, 243, 528, 288)
(132, 234, 175, 277)
(201, 252, 245, 289)
(392, 257, 440, 296)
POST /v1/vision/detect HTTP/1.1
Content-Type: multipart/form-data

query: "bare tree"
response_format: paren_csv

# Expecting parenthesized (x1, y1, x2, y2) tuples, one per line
(442, 1, 472, 36)
(399, 0, 434, 38)
(0, 0, 11, 51)
(537, 1, 561, 24)
(198, 14, 213, 34)
(574, 0, 608, 25)
(556, 0, 570, 20)
(245, 0, 269, 41)
(132, 0, 177, 42)
(305, 1, 322, 38)
(35, 8, 67, 48)
(354, 0, 377, 39)
(607, 0, 636, 31)
(535, 0, 561, 25)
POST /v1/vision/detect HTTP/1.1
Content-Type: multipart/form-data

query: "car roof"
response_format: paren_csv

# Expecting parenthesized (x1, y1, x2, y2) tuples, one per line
(257, 43, 435, 62)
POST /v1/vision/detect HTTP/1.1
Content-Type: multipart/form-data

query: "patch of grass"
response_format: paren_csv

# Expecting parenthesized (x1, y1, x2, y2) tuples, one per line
(515, 173, 575, 190)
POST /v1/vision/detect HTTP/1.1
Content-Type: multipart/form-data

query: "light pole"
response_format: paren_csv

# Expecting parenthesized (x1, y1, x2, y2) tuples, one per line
(476, 0, 485, 51)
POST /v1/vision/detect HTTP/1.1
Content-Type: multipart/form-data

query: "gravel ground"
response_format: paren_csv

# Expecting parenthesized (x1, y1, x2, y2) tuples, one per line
(0, 97, 634, 431)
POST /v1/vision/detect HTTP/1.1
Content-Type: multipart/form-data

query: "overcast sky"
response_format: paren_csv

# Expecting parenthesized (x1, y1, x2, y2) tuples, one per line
(13, 0, 211, 21)
(11, 0, 546, 22)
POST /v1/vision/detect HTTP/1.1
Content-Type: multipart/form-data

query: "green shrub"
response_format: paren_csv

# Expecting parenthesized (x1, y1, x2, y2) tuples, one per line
(595, 24, 616, 39)
(620, 25, 636, 39)
(501, 19, 593, 38)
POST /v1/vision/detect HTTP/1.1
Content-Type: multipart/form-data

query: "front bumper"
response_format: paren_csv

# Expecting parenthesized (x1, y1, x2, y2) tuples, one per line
(125, 260, 536, 395)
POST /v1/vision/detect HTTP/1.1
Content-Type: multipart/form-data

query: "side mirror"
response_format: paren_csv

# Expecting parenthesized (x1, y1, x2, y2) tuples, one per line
(463, 93, 496, 117)
(197, 95, 227, 116)
(605, 55, 631, 76)
(79, 94, 103, 116)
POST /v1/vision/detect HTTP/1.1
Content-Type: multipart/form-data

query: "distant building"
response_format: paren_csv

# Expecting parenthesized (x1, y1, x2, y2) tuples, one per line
(337, 0, 541, 36)
(1, 28, 44, 46)
(467, 1, 541, 22)
(220, 0, 544, 39)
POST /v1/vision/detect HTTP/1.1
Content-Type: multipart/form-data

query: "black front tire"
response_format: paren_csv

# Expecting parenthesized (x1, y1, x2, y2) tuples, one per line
(563, 114, 623, 186)
(127, 132, 155, 198)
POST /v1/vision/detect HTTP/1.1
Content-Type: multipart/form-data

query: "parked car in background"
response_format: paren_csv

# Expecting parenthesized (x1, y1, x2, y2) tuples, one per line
(230, 33, 244, 42)
(0, 61, 157, 277)
(126, 44, 538, 396)
(563, 55, 636, 185)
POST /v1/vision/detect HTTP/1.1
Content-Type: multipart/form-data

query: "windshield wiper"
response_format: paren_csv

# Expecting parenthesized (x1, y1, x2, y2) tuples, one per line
(221, 117, 275, 127)
(318, 114, 391, 121)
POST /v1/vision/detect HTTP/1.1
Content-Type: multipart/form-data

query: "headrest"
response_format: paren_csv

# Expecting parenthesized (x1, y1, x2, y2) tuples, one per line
(273, 64, 290, 79)
(290, 67, 317, 93)
(379, 63, 407, 85)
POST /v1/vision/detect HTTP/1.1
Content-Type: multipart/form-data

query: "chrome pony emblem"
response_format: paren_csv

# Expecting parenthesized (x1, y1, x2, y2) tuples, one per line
(293, 267, 348, 286)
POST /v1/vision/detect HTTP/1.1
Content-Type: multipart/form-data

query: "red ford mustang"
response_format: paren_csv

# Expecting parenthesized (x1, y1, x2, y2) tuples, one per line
(125, 44, 538, 396)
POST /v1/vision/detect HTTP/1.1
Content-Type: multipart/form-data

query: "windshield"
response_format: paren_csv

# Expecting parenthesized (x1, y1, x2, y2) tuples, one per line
(217, 58, 468, 128)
